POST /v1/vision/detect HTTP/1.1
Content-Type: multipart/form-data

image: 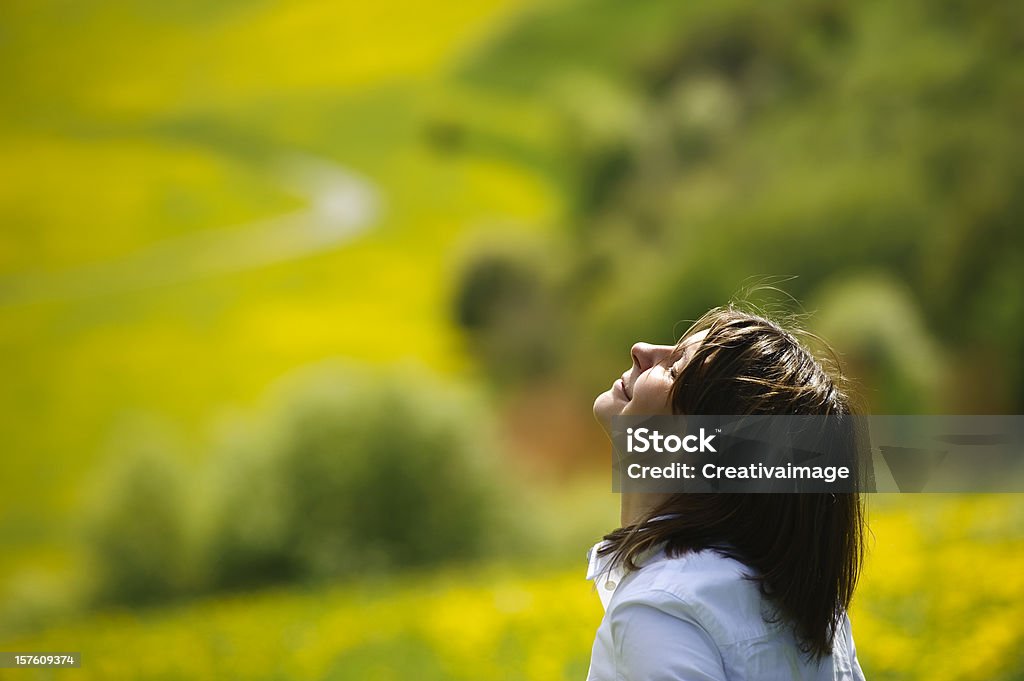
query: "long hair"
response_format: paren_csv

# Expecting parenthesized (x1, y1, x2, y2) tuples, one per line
(600, 305, 866, 660)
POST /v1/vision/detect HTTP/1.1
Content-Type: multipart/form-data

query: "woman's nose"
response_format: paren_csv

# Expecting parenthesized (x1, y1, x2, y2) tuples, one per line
(630, 342, 672, 371)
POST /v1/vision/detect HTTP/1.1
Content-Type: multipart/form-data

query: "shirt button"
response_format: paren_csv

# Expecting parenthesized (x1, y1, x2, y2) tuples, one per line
(604, 580, 617, 590)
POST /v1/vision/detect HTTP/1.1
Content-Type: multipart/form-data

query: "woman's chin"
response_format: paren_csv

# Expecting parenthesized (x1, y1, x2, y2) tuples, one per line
(593, 390, 619, 433)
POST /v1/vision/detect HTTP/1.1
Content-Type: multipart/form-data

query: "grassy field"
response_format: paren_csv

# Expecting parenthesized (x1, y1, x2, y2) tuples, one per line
(2, 494, 1021, 680)
(0, 0, 556, 586)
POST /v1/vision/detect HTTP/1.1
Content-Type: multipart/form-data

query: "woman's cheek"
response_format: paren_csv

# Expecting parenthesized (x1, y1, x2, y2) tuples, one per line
(623, 379, 673, 416)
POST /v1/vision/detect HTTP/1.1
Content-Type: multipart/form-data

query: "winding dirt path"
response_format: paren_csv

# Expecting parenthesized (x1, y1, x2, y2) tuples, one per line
(0, 154, 382, 306)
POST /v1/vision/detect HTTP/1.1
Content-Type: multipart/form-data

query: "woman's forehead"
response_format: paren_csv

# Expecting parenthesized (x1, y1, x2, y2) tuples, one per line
(676, 329, 709, 353)
(672, 329, 709, 365)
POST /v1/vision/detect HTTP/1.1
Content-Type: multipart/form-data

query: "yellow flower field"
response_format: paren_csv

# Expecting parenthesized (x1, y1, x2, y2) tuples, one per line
(3, 495, 1021, 680)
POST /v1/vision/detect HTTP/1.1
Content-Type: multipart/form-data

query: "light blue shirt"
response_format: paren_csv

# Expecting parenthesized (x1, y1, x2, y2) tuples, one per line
(585, 541, 866, 680)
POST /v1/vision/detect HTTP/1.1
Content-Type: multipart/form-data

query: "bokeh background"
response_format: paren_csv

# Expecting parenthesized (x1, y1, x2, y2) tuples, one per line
(2, 0, 1023, 679)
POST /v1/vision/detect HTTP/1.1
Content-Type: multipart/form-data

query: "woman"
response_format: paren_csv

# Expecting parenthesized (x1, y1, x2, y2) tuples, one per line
(587, 305, 866, 680)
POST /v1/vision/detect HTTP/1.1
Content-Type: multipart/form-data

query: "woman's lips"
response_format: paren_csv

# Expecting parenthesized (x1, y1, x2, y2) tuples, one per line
(615, 378, 631, 400)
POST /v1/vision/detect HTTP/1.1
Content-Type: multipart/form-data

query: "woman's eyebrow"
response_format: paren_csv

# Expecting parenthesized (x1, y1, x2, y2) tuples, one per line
(674, 335, 698, 356)
(669, 336, 703, 370)
(665, 343, 690, 369)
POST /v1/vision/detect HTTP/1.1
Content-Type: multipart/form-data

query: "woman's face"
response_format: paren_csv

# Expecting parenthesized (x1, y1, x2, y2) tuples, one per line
(593, 330, 708, 434)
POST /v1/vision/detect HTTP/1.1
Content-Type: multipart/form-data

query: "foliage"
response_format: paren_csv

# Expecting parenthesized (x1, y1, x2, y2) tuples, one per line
(84, 367, 505, 600)
(201, 429, 296, 590)
(810, 274, 947, 413)
(82, 420, 195, 606)
(451, 234, 566, 386)
(268, 366, 501, 579)
(448, 0, 1024, 412)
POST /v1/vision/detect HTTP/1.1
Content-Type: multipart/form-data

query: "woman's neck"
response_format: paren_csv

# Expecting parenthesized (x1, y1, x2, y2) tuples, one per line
(620, 493, 672, 526)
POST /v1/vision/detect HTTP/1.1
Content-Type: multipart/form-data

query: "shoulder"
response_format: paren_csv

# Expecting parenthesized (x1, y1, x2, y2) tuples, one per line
(608, 547, 777, 646)
(597, 548, 864, 680)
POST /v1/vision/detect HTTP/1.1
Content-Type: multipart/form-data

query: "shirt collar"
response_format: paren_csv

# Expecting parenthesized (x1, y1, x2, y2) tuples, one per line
(585, 540, 622, 611)
(585, 514, 680, 611)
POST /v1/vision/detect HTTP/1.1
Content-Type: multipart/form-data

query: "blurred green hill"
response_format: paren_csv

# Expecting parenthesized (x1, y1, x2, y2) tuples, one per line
(0, 0, 555, 587)
(445, 0, 1024, 414)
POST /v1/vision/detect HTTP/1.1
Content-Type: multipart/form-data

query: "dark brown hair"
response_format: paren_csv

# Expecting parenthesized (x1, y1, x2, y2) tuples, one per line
(600, 305, 865, 660)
